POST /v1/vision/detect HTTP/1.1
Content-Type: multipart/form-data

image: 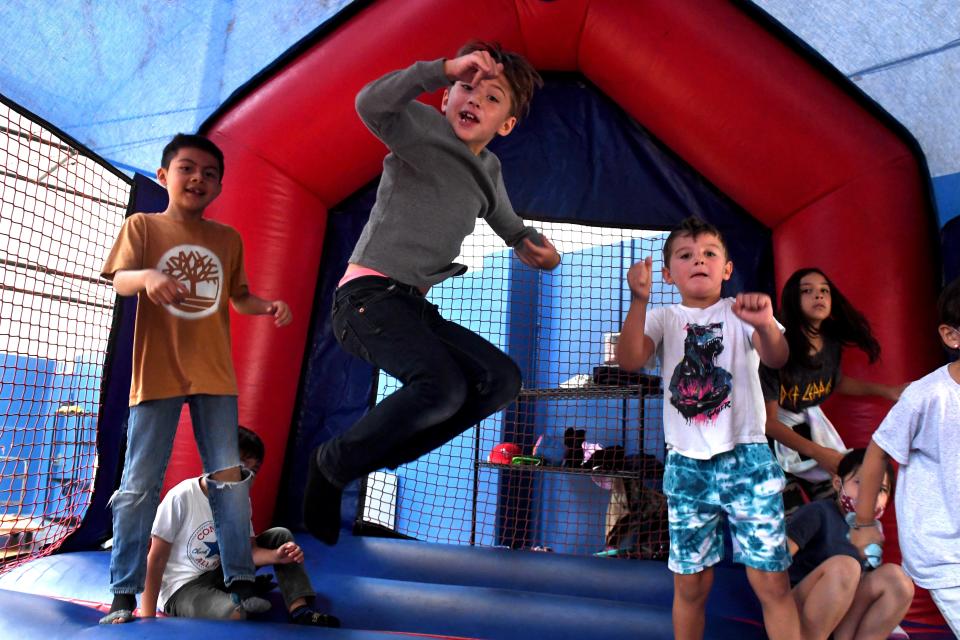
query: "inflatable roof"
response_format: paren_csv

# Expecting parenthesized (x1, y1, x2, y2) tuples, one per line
(0, 0, 956, 228)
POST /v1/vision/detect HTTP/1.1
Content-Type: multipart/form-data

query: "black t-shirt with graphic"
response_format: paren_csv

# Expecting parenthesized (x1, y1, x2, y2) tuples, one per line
(760, 336, 842, 412)
(787, 498, 862, 585)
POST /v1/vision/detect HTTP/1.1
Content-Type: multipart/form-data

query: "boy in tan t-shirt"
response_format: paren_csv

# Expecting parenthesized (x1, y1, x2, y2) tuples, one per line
(99, 133, 292, 624)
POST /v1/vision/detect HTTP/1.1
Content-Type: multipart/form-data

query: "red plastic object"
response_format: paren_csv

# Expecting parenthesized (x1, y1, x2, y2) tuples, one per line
(488, 443, 522, 465)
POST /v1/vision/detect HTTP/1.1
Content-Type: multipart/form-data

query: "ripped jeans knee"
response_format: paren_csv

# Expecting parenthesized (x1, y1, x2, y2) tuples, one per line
(204, 466, 257, 586)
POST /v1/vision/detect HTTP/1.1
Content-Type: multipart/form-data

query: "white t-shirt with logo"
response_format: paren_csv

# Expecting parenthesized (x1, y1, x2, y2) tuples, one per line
(645, 298, 778, 459)
(872, 365, 960, 589)
(151, 477, 254, 610)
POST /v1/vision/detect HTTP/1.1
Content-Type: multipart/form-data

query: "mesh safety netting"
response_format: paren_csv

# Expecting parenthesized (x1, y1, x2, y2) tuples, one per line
(0, 95, 130, 571)
(358, 221, 679, 559)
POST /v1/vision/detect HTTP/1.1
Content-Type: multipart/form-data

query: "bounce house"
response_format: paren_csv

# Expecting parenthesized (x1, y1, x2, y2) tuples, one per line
(0, 1, 956, 638)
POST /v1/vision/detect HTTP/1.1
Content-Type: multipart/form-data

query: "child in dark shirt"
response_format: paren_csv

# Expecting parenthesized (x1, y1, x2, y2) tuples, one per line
(761, 268, 904, 514)
(787, 448, 912, 640)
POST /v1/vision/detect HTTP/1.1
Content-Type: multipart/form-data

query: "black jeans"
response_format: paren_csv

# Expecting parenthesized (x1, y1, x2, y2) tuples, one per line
(322, 276, 522, 487)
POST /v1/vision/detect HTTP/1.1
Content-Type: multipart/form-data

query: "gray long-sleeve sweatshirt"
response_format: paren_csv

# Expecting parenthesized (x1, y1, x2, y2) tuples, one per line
(349, 58, 536, 289)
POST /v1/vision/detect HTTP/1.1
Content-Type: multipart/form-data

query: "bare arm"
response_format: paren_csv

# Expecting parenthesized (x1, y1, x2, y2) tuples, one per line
(231, 292, 292, 327)
(616, 257, 656, 371)
(252, 538, 304, 568)
(764, 400, 844, 474)
(848, 440, 888, 553)
(732, 292, 789, 368)
(752, 320, 789, 369)
(836, 376, 905, 402)
(113, 269, 188, 305)
(141, 536, 173, 617)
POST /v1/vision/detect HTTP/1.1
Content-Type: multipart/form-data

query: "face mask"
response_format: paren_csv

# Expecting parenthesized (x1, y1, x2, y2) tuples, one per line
(838, 483, 885, 520)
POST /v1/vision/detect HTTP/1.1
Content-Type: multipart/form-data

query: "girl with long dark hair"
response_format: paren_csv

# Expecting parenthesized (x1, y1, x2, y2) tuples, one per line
(761, 268, 904, 514)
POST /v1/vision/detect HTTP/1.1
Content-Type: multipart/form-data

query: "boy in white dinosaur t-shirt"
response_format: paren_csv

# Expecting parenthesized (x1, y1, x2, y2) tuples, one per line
(617, 216, 799, 640)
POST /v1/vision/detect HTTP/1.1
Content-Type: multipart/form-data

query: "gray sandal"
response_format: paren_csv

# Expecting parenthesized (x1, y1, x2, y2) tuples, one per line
(99, 608, 135, 624)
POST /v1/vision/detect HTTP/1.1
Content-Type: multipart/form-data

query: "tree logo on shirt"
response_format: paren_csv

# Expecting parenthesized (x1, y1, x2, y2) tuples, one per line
(186, 519, 221, 571)
(157, 244, 223, 319)
(669, 322, 732, 423)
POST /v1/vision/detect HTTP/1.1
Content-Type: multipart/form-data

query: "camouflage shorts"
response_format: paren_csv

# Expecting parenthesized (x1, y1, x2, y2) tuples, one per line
(663, 443, 790, 574)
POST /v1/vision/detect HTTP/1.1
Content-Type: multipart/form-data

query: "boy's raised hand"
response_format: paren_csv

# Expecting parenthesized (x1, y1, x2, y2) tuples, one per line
(731, 292, 774, 329)
(515, 234, 561, 270)
(144, 269, 188, 306)
(444, 50, 503, 86)
(627, 257, 653, 304)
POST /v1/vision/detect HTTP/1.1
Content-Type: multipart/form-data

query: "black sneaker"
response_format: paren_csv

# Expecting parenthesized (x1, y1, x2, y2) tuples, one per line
(292, 607, 341, 628)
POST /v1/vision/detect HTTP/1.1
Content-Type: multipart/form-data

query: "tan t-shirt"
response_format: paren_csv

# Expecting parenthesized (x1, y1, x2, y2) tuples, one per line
(101, 213, 249, 406)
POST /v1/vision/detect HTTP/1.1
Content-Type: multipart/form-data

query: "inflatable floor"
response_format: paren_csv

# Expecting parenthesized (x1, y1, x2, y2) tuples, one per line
(1, 534, 955, 639)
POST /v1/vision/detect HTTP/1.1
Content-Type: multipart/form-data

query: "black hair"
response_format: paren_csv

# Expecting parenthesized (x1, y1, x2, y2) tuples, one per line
(778, 267, 881, 369)
(161, 133, 225, 178)
(456, 40, 543, 122)
(837, 447, 895, 498)
(662, 216, 728, 265)
(238, 425, 264, 466)
(939, 276, 960, 327)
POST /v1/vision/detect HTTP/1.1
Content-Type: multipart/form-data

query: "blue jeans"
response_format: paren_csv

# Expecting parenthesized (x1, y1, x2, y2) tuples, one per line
(108, 394, 255, 594)
(322, 276, 521, 486)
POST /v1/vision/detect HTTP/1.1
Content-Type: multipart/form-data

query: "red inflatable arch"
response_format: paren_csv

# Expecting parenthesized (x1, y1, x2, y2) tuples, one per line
(164, 0, 941, 622)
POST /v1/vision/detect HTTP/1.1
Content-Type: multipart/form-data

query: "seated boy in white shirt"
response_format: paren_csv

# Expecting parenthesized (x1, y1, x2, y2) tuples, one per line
(141, 426, 338, 626)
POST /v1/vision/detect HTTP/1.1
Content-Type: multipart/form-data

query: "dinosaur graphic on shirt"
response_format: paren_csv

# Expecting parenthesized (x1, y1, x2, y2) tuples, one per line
(669, 322, 732, 423)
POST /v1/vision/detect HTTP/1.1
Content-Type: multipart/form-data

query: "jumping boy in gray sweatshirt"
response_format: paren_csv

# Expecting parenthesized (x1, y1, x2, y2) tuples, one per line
(304, 41, 560, 544)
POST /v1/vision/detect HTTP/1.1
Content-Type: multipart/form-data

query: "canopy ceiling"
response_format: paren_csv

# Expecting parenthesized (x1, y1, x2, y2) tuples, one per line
(1, 1, 956, 226)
